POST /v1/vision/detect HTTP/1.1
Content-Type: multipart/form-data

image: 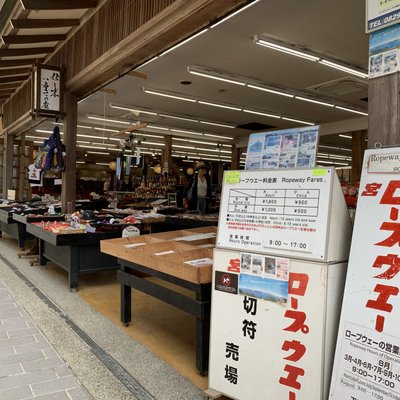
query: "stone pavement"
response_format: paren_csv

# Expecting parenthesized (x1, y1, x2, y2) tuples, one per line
(0, 280, 92, 400)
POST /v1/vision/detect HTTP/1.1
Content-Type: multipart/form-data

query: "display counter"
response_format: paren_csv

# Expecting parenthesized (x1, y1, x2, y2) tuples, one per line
(26, 222, 121, 291)
(100, 226, 217, 375)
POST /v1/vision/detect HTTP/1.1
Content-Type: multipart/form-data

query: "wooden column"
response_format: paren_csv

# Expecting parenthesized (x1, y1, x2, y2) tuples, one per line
(162, 135, 172, 174)
(3, 133, 14, 198)
(61, 91, 77, 212)
(351, 130, 367, 184)
(18, 134, 26, 201)
(231, 144, 240, 170)
(368, 73, 400, 148)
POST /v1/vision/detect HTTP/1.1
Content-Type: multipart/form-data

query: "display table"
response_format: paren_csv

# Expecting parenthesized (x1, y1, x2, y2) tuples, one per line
(26, 222, 122, 290)
(100, 227, 217, 375)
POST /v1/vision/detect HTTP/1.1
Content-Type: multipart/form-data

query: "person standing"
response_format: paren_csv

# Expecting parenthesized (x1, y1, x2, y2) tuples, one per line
(183, 162, 211, 213)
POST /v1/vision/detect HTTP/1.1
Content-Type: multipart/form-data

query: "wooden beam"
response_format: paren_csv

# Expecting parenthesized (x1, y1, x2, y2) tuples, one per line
(21, 0, 98, 10)
(0, 89, 16, 94)
(0, 75, 27, 83)
(0, 58, 42, 67)
(0, 47, 54, 57)
(0, 82, 21, 89)
(11, 19, 80, 29)
(127, 71, 147, 80)
(2, 34, 67, 44)
(0, 68, 31, 77)
(99, 87, 117, 95)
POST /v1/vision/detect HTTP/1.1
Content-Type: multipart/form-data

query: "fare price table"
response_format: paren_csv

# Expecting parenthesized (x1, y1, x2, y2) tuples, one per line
(218, 168, 334, 261)
(227, 188, 320, 217)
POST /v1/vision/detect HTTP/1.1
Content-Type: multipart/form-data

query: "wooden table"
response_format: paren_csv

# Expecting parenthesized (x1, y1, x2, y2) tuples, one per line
(100, 227, 216, 375)
(26, 222, 121, 291)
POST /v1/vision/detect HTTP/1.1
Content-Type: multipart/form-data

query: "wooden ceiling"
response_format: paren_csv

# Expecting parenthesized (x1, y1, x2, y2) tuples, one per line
(0, 0, 100, 106)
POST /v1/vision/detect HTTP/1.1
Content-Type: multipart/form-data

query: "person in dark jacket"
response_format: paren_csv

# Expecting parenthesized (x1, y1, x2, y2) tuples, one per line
(183, 162, 211, 213)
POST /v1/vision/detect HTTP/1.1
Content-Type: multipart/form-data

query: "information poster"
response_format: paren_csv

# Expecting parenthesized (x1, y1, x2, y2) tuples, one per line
(330, 147, 400, 400)
(217, 168, 333, 261)
(366, 0, 400, 32)
(369, 25, 400, 78)
(245, 126, 319, 170)
(209, 248, 328, 400)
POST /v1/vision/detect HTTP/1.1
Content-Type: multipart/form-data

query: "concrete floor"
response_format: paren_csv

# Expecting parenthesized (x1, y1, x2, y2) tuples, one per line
(0, 234, 220, 400)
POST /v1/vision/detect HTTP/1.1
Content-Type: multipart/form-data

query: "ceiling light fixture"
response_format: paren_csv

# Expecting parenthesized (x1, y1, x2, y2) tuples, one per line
(143, 88, 196, 102)
(159, 114, 198, 122)
(282, 117, 315, 126)
(335, 106, 368, 116)
(110, 103, 158, 116)
(88, 115, 131, 125)
(200, 121, 236, 129)
(188, 66, 245, 86)
(295, 96, 334, 107)
(243, 109, 281, 119)
(254, 35, 368, 79)
(86, 151, 110, 155)
(204, 133, 234, 140)
(247, 84, 294, 98)
(211, 0, 262, 29)
(198, 100, 242, 111)
(339, 134, 353, 139)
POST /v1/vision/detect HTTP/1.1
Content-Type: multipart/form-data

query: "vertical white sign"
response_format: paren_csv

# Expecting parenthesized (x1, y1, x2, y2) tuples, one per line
(39, 68, 61, 112)
(330, 148, 400, 400)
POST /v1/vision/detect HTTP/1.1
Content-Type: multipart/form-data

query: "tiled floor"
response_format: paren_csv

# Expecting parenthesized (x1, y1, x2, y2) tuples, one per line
(0, 280, 92, 400)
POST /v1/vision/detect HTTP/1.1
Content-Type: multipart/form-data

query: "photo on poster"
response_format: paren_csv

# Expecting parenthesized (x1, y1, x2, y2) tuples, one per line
(241, 253, 252, 273)
(239, 273, 288, 305)
(251, 255, 264, 276)
(369, 53, 384, 77)
(383, 49, 399, 74)
(275, 258, 289, 281)
(264, 256, 276, 276)
(245, 126, 319, 171)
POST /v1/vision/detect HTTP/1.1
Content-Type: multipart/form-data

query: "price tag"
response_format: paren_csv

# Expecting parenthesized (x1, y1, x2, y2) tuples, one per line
(263, 239, 312, 253)
(312, 168, 328, 176)
(225, 171, 240, 184)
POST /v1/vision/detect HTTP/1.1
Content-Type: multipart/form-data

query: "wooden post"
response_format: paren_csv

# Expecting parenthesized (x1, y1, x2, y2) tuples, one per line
(367, 73, 400, 148)
(18, 134, 26, 201)
(351, 130, 367, 184)
(61, 91, 77, 212)
(162, 135, 172, 174)
(231, 144, 240, 170)
(3, 133, 14, 198)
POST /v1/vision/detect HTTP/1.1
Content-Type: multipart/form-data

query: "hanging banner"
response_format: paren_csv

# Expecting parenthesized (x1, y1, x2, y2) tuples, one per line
(330, 147, 400, 400)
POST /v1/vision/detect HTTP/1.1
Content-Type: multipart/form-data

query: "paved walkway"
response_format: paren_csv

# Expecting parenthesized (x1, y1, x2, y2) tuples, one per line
(0, 280, 91, 400)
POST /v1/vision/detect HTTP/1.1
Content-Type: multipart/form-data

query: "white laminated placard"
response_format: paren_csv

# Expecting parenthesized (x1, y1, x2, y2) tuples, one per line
(217, 168, 334, 261)
(366, 0, 400, 32)
(209, 248, 337, 400)
(330, 147, 400, 400)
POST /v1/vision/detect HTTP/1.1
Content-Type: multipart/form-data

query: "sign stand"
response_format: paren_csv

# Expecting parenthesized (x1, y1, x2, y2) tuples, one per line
(207, 167, 352, 400)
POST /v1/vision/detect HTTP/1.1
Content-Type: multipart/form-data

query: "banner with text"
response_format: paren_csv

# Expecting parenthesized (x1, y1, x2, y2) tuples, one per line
(330, 147, 400, 400)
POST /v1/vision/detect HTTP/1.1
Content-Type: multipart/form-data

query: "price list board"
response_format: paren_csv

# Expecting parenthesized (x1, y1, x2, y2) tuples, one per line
(217, 168, 334, 261)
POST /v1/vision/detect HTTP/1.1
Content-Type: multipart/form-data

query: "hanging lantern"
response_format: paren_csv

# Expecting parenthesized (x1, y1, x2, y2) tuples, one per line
(186, 167, 194, 175)
(109, 161, 117, 171)
(153, 164, 162, 174)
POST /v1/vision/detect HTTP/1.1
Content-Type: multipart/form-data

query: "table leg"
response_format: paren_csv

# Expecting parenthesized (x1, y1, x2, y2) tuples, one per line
(69, 247, 79, 291)
(17, 223, 26, 250)
(38, 239, 47, 267)
(120, 266, 132, 326)
(196, 284, 211, 375)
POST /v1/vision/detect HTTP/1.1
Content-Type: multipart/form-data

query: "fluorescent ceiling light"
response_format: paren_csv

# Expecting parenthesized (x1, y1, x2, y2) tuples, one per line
(295, 96, 334, 107)
(335, 106, 368, 116)
(243, 109, 280, 119)
(255, 37, 319, 61)
(96, 163, 109, 166)
(339, 134, 352, 139)
(188, 66, 245, 86)
(200, 121, 235, 129)
(77, 125, 93, 129)
(247, 84, 294, 98)
(319, 59, 368, 79)
(147, 125, 169, 131)
(86, 151, 110, 155)
(204, 133, 234, 140)
(159, 114, 198, 122)
(161, 28, 208, 56)
(282, 117, 315, 126)
(173, 145, 196, 150)
(76, 161, 86, 164)
(170, 129, 203, 136)
(198, 100, 242, 111)
(88, 115, 131, 125)
(211, 0, 261, 28)
(77, 134, 109, 140)
(144, 88, 196, 102)
(93, 126, 120, 133)
(79, 145, 109, 150)
(35, 129, 56, 134)
(110, 103, 158, 116)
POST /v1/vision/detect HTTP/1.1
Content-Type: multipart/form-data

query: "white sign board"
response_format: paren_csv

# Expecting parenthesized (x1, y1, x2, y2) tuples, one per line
(330, 147, 400, 400)
(217, 168, 334, 261)
(34, 66, 62, 114)
(366, 0, 400, 32)
(209, 248, 345, 400)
